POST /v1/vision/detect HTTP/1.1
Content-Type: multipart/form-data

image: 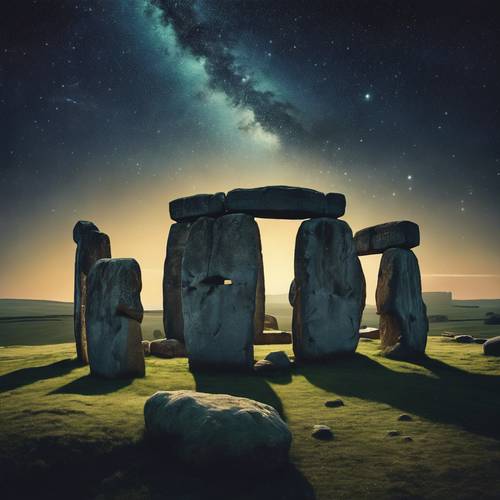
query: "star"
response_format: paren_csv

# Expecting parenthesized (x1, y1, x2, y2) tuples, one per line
(364, 93, 372, 101)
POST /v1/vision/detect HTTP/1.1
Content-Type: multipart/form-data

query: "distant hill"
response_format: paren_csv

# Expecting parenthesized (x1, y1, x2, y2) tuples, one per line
(0, 299, 73, 318)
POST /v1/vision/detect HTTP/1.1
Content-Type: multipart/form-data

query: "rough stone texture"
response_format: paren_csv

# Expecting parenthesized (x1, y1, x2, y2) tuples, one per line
(73, 221, 111, 365)
(264, 351, 292, 369)
(254, 331, 292, 345)
(144, 391, 291, 469)
(86, 258, 145, 378)
(264, 314, 279, 331)
(254, 237, 265, 342)
(226, 186, 326, 219)
(483, 337, 500, 356)
(359, 327, 380, 339)
(292, 218, 366, 361)
(181, 214, 260, 370)
(325, 192, 346, 218)
(288, 279, 297, 307)
(163, 222, 191, 343)
(311, 425, 333, 440)
(169, 193, 225, 222)
(354, 221, 420, 256)
(150, 338, 186, 358)
(376, 248, 428, 359)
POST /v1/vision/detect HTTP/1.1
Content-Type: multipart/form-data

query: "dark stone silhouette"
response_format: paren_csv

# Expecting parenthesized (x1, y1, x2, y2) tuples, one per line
(73, 221, 111, 365)
(169, 192, 226, 222)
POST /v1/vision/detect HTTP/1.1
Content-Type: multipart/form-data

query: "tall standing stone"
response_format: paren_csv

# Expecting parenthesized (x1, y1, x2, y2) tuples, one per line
(86, 258, 145, 378)
(181, 214, 261, 370)
(376, 248, 428, 358)
(254, 242, 266, 342)
(73, 221, 111, 365)
(163, 222, 192, 343)
(293, 218, 366, 361)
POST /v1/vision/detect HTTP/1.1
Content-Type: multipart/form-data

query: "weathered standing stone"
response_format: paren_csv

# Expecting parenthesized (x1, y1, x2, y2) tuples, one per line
(376, 248, 428, 359)
(169, 193, 225, 222)
(226, 186, 326, 219)
(73, 221, 111, 365)
(86, 258, 145, 378)
(144, 391, 291, 469)
(163, 222, 191, 343)
(181, 214, 261, 370)
(292, 218, 366, 361)
(254, 237, 265, 341)
(354, 221, 420, 256)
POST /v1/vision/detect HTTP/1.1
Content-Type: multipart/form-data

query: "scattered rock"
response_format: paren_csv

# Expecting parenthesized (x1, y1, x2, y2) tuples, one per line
(354, 220, 420, 256)
(264, 351, 292, 369)
(387, 430, 400, 437)
(324, 399, 344, 408)
(311, 425, 334, 440)
(398, 414, 413, 422)
(86, 258, 145, 378)
(454, 335, 475, 344)
(142, 340, 151, 356)
(169, 193, 226, 222)
(377, 248, 428, 359)
(484, 337, 500, 356)
(150, 338, 186, 358)
(264, 314, 279, 331)
(293, 218, 366, 361)
(402, 436, 413, 442)
(144, 391, 291, 469)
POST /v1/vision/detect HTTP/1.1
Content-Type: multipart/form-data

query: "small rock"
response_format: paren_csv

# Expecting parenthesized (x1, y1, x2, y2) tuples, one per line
(402, 436, 413, 442)
(398, 414, 413, 422)
(264, 351, 292, 369)
(454, 335, 475, 344)
(324, 399, 344, 408)
(312, 425, 334, 440)
(142, 340, 151, 356)
(387, 430, 400, 437)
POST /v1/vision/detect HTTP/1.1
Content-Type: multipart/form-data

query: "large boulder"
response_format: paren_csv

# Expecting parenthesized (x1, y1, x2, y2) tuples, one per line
(292, 218, 366, 361)
(169, 193, 225, 222)
(376, 248, 428, 358)
(484, 337, 500, 356)
(354, 221, 420, 256)
(86, 258, 145, 378)
(163, 222, 191, 343)
(181, 214, 260, 370)
(225, 186, 345, 219)
(144, 391, 291, 469)
(73, 221, 111, 365)
(150, 338, 186, 358)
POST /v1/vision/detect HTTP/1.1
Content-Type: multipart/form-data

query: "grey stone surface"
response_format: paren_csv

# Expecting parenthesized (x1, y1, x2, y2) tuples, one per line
(264, 314, 279, 331)
(325, 192, 346, 218)
(264, 351, 292, 369)
(226, 186, 326, 219)
(181, 214, 260, 370)
(454, 334, 475, 344)
(288, 279, 297, 307)
(144, 390, 291, 469)
(163, 222, 192, 343)
(292, 218, 366, 361)
(376, 248, 428, 359)
(484, 337, 500, 356)
(150, 338, 186, 358)
(169, 193, 225, 222)
(73, 221, 111, 365)
(86, 258, 145, 378)
(254, 236, 265, 342)
(311, 425, 333, 440)
(354, 220, 420, 256)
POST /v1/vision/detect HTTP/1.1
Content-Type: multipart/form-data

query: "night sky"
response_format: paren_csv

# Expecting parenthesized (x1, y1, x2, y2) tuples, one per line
(1, 0, 499, 307)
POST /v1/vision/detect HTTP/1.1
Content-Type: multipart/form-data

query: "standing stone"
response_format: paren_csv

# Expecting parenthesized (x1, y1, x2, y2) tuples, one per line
(86, 258, 145, 378)
(163, 222, 191, 343)
(376, 248, 428, 359)
(293, 218, 366, 361)
(254, 242, 266, 342)
(169, 193, 226, 222)
(181, 214, 261, 370)
(73, 221, 111, 365)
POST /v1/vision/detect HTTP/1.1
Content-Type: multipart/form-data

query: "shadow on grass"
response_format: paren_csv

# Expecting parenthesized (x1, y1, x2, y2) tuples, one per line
(297, 353, 500, 439)
(49, 375, 133, 396)
(194, 370, 287, 420)
(1, 434, 315, 500)
(0, 358, 79, 394)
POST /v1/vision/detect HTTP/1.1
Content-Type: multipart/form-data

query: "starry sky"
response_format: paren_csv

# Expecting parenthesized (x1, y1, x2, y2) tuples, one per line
(1, 0, 499, 308)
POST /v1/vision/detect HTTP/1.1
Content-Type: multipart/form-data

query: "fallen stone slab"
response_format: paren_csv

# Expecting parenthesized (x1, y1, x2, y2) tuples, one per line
(73, 220, 111, 365)
(150, 338, 186, 358)
(144, 391, 291, 469)
(226, 186, 345, 219)
(293, 218, 366, 361)
(354, 221, 420, 256)
(86, 258, 145, 378)
(264, 351, 292, 369)
(169, 193, 226, 222)
(484, 337, 500, 356)
(359, 327, 380, 339)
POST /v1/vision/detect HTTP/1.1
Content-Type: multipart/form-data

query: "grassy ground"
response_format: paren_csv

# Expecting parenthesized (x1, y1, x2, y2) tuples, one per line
(1, 339, 500, 499)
